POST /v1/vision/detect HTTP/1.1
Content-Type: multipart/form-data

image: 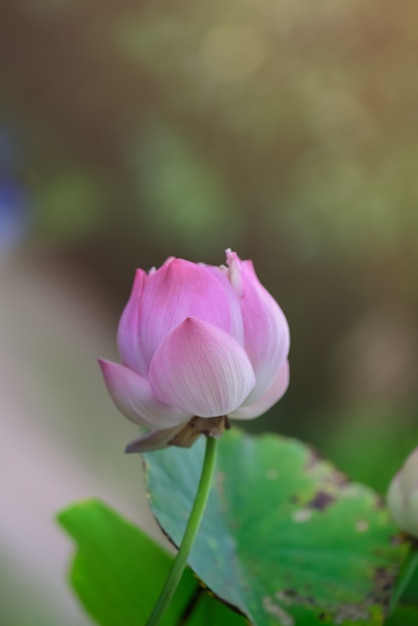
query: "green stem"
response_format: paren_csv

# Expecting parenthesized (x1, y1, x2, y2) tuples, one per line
(146, 435, 218, 626)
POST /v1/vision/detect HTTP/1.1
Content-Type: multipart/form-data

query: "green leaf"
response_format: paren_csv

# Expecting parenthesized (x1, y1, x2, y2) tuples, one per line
(186, 588, 248, 626)
(389, 545, 418, 613)
(58, 500, 245, 626)
(144, 430, 409, 626)
(395, 546, 418, 607)
(384, 603, 418, 625)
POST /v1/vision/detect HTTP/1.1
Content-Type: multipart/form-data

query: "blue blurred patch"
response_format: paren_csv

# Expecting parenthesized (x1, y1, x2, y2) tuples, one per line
(0, 178, 30, 254)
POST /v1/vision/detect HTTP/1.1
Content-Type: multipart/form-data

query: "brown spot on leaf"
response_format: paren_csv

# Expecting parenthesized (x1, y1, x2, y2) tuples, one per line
(292, 509, 312, 523)
(305, 447, 348, 489)
(309, 491, 335, 511)
(369, 566, 396, 608)
(390, 531, 411, 547)
(263, 597, 295, 626)
(275, 589, 318, 611)
(334, 604, 369, 624)
(373, 495, 385, 509)
(305, 447, 321, 470)
(328, 469, 349, 488)
(355, 520, 369, 532)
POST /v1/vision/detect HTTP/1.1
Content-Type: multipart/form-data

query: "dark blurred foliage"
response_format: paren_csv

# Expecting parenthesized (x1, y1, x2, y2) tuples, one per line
(1, 0, 418, 481)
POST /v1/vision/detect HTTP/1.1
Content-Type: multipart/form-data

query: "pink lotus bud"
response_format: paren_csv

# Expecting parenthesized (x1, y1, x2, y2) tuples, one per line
(99, 250, 290, 452)
(387, 448, 418, 537)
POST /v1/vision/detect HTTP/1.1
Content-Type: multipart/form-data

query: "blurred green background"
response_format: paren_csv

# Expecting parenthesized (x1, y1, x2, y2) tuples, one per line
(1, 1, 417, 624)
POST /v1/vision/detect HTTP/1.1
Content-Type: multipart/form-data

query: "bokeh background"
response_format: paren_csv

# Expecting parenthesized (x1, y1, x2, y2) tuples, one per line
(1, 1, 418, 624)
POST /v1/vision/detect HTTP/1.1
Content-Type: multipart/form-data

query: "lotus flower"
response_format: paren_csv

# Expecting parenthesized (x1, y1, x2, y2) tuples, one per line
(99, 250, 290, 453)
(387, 448, 418, 537)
